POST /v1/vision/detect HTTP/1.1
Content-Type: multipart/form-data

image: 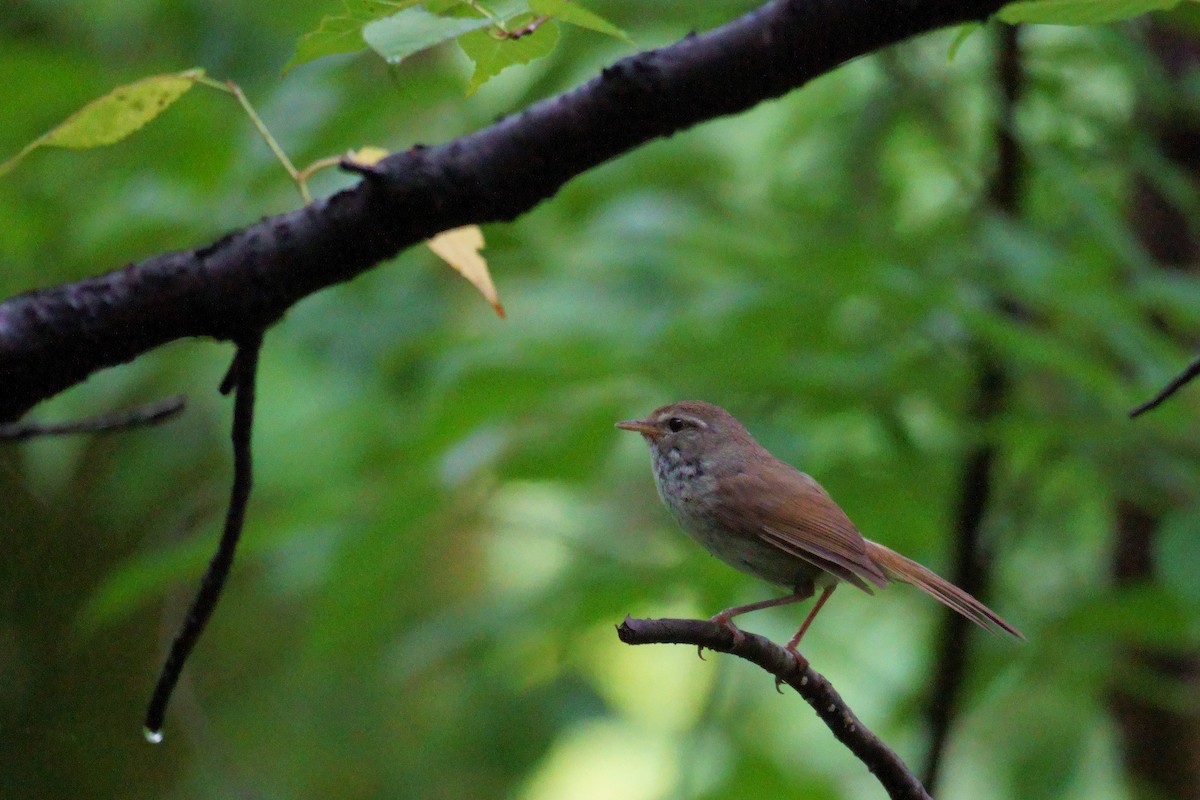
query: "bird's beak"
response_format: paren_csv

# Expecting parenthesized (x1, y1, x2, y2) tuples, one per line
(616, 419, 660, 439)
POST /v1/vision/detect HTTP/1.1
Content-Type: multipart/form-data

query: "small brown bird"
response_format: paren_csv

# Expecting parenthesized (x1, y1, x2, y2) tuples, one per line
(618, 400, 1023, 654)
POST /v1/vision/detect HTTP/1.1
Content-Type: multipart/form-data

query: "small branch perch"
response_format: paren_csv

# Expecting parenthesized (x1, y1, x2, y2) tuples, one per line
(618, 617, 932, 800)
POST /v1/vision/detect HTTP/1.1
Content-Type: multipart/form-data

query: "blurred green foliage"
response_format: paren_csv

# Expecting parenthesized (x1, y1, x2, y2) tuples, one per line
(2, 2, 1200, 799)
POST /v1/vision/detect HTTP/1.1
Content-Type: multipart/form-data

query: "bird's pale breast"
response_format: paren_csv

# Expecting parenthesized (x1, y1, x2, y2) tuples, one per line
(652, 445, 824, 591)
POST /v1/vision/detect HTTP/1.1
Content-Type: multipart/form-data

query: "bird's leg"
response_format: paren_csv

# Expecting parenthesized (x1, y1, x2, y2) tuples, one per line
(704, 584, 815, 657)
(784, 584, 836, 657)
(766, 585, 836, 690)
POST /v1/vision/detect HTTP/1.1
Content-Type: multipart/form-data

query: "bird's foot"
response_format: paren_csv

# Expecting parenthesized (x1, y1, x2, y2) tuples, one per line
(700, 613, 745, 658)
(774, 645, 810, 692)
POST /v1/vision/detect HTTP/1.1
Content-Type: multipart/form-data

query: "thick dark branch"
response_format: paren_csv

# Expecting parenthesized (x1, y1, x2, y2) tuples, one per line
(618, 617, 932, 800)
(0, 0, 1006, 420)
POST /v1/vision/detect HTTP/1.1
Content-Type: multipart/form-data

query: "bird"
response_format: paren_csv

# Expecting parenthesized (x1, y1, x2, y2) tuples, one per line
(617, 400, 1023, 655)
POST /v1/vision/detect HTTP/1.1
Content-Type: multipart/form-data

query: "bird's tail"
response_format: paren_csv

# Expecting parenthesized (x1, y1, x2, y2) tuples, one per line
(864, 539, 1024, 640)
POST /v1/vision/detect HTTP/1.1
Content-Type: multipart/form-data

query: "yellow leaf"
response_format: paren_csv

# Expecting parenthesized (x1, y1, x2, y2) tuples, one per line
(427, 226, 504, 318)
(345, 145, 391, 167)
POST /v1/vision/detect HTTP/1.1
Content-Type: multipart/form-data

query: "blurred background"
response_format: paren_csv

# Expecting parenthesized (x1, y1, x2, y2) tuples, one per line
(3, 1, 1200, 798)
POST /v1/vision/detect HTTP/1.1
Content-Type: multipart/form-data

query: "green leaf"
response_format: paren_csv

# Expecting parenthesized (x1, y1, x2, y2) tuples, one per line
(997, 0, 1182, 24)
(946, 22, 981, 60)
(420, 0, 471, 12)
(458, 18, 559, 95)
(0, 69, 202, 178)
(484, 0, 536, 19)
(528, 0, 632, 43)
(283, 0, 410, 74)
(363, 6, 496, 63)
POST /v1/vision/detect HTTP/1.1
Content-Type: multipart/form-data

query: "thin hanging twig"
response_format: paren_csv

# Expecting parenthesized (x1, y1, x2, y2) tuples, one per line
(143, 332, 263, 741)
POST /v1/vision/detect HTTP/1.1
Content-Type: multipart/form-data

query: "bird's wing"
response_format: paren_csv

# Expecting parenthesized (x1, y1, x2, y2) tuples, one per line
(713, 467, 889, 593)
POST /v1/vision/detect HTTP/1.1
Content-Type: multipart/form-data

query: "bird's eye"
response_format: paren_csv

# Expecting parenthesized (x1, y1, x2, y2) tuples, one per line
(667, 417, 686, 432)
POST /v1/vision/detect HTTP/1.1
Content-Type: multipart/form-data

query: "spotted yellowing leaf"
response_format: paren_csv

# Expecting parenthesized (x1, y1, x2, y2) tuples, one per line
(0, 69, 203, 177)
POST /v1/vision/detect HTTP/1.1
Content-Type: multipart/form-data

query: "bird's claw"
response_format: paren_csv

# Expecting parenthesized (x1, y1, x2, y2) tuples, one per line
(774, 645, 809, 691)
(704, 614, 746, 655)
(786, 646, 809, 670)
